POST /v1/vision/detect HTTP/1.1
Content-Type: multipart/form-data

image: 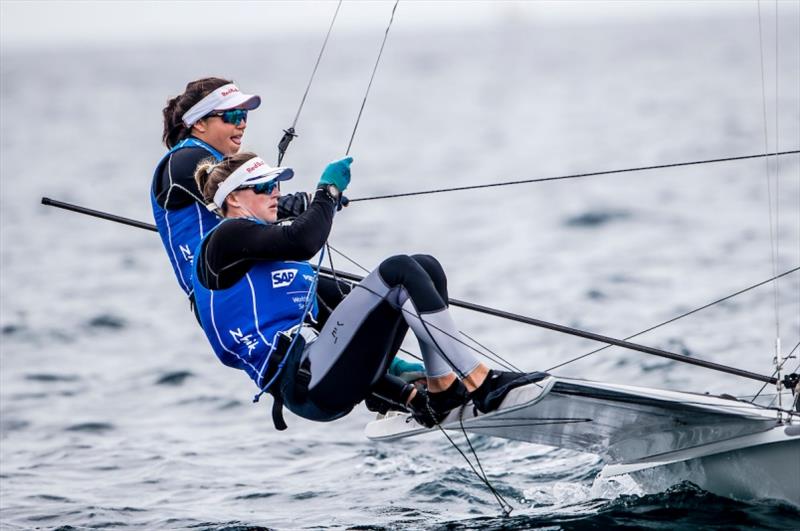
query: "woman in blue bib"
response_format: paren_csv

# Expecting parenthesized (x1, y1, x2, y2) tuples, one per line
(151, 78, 309, 304)
(191, 152, 545, 428)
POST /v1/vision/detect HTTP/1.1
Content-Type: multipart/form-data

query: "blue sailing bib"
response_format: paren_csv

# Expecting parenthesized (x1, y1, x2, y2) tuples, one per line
(192, 220, 319, 387)
(150, 137, 223, 296)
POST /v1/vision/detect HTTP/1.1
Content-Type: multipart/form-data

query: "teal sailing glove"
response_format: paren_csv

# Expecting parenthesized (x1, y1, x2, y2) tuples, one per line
(389, 357, 426, 383)
(317, 156, 353, 193)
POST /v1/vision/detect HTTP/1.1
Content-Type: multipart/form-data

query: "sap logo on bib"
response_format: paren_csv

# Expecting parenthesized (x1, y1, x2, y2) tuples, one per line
(272, 269, 298, 288)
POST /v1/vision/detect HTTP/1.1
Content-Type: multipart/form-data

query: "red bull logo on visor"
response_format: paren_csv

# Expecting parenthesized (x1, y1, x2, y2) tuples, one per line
(246, 160, 265, 173)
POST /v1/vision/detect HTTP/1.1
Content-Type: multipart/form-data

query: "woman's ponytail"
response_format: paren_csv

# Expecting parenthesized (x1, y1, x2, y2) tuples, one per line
(161, 77, 232, 148)
(193, 152, 257, 215)
(161, 95, 184, 148)
(194, 158, 219, 204)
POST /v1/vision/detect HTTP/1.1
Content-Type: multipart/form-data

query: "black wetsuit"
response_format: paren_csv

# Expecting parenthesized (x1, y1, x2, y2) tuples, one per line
(197, 190, 336, 289)
(193, 195, 479, 422)
(195, 189, 351, 329)
(153, 144, 210, 210)
(154, 140, 316, 319)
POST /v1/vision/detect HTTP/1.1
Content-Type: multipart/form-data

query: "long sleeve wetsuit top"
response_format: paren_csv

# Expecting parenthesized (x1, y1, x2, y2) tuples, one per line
(153, 146, 210, 209)
(196, 190, 336, 290)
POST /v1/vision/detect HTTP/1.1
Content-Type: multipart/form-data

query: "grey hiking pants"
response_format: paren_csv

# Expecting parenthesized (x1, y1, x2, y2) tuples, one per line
(283, 254, 481, 421)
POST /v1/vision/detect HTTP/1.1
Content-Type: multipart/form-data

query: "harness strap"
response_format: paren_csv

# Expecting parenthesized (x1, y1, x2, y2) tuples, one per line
(253, 332, 293, 429)
(257, 331, 314, 431)
(271, 393, 288, 431)
(295, 358, 312, 402)
(269, 355, 312, 431)
(257, 245, 324, 430)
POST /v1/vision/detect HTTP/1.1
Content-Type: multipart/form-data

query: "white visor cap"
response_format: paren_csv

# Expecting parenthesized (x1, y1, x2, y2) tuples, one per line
(210, 157, 294, 211)
(182, 83, 261, 127)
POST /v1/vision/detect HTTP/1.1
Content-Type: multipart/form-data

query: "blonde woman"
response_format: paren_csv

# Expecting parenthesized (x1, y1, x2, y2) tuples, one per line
(191, 152, 545, 428)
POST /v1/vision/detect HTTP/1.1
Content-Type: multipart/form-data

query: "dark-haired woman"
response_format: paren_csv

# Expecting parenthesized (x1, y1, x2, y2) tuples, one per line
(150, 78, 309, 303)
(190, 152, 546, 429)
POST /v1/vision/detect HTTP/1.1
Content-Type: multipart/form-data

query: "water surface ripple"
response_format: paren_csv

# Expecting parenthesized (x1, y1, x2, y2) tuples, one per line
(2, 8, 800, 530)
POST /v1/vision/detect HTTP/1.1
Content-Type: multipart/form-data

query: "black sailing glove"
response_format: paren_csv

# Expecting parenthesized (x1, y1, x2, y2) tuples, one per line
(277, 192, 310, 220)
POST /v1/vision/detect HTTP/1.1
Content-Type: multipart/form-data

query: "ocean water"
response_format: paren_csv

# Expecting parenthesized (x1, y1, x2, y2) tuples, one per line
(2, 7, 800, 530)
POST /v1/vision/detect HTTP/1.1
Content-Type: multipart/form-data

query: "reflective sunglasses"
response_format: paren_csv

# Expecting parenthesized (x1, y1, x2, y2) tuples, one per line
(238, 179, 281, 195)
(206, 108, 248, 126)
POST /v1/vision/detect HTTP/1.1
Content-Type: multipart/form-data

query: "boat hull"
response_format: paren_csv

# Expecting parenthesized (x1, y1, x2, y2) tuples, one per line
(601, 425, 800, 506)
(365, 377, 800, 505)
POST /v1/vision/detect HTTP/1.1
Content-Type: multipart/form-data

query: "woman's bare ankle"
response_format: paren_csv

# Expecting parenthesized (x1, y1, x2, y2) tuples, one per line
(427, 372, 457, 393)
(405, 387, 418, 405)
(461, 364, 489, 393)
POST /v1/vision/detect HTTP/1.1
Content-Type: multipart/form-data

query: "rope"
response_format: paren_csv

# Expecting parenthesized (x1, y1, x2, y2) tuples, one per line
(253, 246, 327, 403)
(345, 0, 399, 156)
(547, 266, 800, 373)
(346, 150, 800, 202)
(292, 1, 341, 132)
(277, 0, 342, 165)
(432, 411, 513, 516)
(309, 1, 403, 371)
(457, 412, 514, 516)
(332, 237, 516, 516)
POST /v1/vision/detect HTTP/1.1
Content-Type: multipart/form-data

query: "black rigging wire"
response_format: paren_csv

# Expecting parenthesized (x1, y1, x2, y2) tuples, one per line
(320, 244, 783, 385)
(324, 238, 790, 384)
(345, 0, 399, 156)
(314, 262, 427, 365)
(321, 245, 798, 401)
(756, 0, 783, 345)
(347, 150, 800, 202)
(460, 330, 524, 373)
(325, 244, 523, 373)
(277, 0, 343, 165)
(772, 2, 782, 344)
(298, 2, 531, 507)
(430, 407, 514, 516)
(457, 412, 514, 517)
(546, 266, 800, 373)
(37, 195, 793, 386)
(327, 264, 529, 376)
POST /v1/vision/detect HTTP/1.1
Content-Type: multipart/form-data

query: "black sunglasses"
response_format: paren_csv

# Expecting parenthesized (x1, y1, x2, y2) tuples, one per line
(205, 109, 248, 126)
(238, 179, 280, 195)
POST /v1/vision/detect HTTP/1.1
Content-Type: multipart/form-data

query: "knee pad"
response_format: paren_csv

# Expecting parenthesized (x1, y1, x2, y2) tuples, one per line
(412, 254, 448, 302)
(378, 254, 445, 313)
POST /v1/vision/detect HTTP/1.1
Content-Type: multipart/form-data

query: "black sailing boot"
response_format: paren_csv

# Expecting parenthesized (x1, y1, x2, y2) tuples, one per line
(409, 379, 469, 428)
(365, 374, 416, 415)
(470, 370, 549, 413)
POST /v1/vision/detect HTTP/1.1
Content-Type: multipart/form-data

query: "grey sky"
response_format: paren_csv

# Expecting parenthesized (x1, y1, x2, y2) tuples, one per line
(1, 1, 761, 50)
